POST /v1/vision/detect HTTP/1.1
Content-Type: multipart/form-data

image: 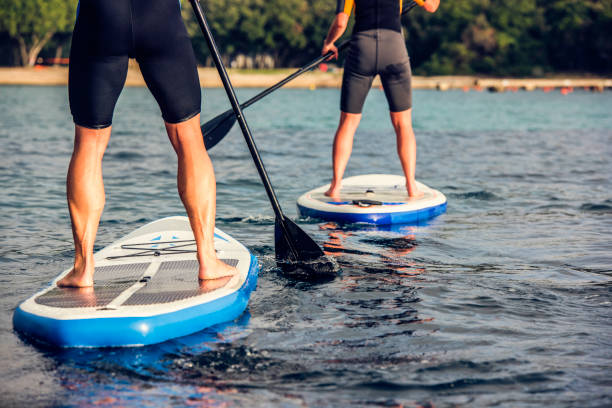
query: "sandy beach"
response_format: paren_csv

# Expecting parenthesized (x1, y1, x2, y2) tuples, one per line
(0, 65, 342, 88)
(0, 65, 610, 91)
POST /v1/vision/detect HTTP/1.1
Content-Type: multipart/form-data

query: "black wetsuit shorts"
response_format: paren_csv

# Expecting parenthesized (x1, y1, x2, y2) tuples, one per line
(337, 0, 412, 114)
(341, 29, 412, 114)
(69, 0, 201, 129)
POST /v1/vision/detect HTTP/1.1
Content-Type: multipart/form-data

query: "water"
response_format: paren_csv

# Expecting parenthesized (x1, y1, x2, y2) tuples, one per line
(1, 85, 611, 407)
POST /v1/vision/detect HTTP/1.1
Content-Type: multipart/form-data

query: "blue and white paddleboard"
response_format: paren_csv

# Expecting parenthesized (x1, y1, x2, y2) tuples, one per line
(13, 216, 258, 348)
(297, 174, 447, 225)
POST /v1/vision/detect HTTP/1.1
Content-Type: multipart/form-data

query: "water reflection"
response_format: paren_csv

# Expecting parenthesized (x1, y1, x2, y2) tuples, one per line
(321, 221, 424, 277)
(318, 220, 431, 331)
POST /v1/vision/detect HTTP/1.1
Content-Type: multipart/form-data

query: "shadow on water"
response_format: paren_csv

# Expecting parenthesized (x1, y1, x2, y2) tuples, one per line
(319, 221, 426, 277)
(15, 314, 262, 406)
(21, 312, 252, 373)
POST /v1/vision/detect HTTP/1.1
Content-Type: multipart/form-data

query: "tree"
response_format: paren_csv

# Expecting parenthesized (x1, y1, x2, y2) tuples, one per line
(184, 0, 336, 67)
(542, 0, 612, 73)
(403, 0, 548, 75)
(0, 0, 76, 67)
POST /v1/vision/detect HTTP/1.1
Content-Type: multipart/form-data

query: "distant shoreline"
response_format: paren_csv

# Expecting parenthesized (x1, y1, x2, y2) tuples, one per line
(1, 66, 610, 92)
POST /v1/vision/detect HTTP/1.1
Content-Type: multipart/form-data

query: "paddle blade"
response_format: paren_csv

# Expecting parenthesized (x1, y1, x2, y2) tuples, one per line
(201, 110, 236, 150)
(275, 217, 340, 282)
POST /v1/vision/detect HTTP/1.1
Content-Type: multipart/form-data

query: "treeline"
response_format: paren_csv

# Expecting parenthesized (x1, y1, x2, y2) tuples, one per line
(0, 0, 610, 75)
(404, 0, 612, 75)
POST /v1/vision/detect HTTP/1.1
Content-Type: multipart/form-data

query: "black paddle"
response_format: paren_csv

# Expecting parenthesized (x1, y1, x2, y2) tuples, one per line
(201, 0, 419, 150)
(201, 40, 350, 150)
(189, 0, 338, 282)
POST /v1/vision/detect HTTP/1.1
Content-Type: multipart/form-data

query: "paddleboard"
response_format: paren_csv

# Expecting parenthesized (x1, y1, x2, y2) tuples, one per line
(13, 216, 258, 348)
(297, 174, 447, 225)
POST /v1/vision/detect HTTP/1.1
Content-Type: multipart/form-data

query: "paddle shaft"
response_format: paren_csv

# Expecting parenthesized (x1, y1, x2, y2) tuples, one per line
(236, 0, 417, 111)
(200, 42, 349, 149)
(201, 0, 418, 149)
(189, 0, 299, 256)
(237, 41, 350, 110)
(215, 1, 417, 111)
(241, 0, 418, 108)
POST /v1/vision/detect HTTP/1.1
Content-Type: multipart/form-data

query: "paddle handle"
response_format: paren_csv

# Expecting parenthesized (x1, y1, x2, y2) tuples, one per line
(189, 0, 285, 222)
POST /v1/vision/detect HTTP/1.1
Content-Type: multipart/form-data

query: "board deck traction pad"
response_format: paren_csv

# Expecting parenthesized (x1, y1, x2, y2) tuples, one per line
(297, 174, 447, 225)
(13, 216, 259, 348)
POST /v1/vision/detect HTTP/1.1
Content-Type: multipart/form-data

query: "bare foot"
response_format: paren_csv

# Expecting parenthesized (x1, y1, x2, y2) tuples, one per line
(198, 275, 233, 293)
(198, 258, 238, 280)
(57, 266, 94, 288)
(324, 183, 341, 199)
(406, 183, 425, 199)
(409, 190, 425, 199)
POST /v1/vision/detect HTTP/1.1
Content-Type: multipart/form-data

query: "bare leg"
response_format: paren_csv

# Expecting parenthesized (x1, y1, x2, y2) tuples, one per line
(165, 115, 236, 280)
(390, 109, 423, 198)
(325, 112, 362, 197)
(58, 125, 111, 287)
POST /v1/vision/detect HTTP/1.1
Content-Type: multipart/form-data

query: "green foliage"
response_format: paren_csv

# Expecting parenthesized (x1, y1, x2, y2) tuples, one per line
(0, 0, 75, 37)
(0, 0, 610, 73)
(542, 0, 612, 72)
(406, 0, 611, 75)
(184, 0, 335, 66)
(0, 0, 76, 66)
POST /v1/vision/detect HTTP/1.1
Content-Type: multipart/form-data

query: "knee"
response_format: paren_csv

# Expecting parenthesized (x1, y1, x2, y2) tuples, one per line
(339, 112, 362, 128)
(174, 132, 207, 157)
(390, 112, 413, 133)
(392, 119, 413, 134)
(166, 118, 206, 154)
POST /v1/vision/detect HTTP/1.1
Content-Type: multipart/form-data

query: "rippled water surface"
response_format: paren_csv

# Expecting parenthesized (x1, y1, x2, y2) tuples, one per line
(1, 85, 611, 407)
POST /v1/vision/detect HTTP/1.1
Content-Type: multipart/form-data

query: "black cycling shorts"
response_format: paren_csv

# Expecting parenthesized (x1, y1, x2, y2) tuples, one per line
(69, 0, 201, 129)
(341, 29, 412, 114)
